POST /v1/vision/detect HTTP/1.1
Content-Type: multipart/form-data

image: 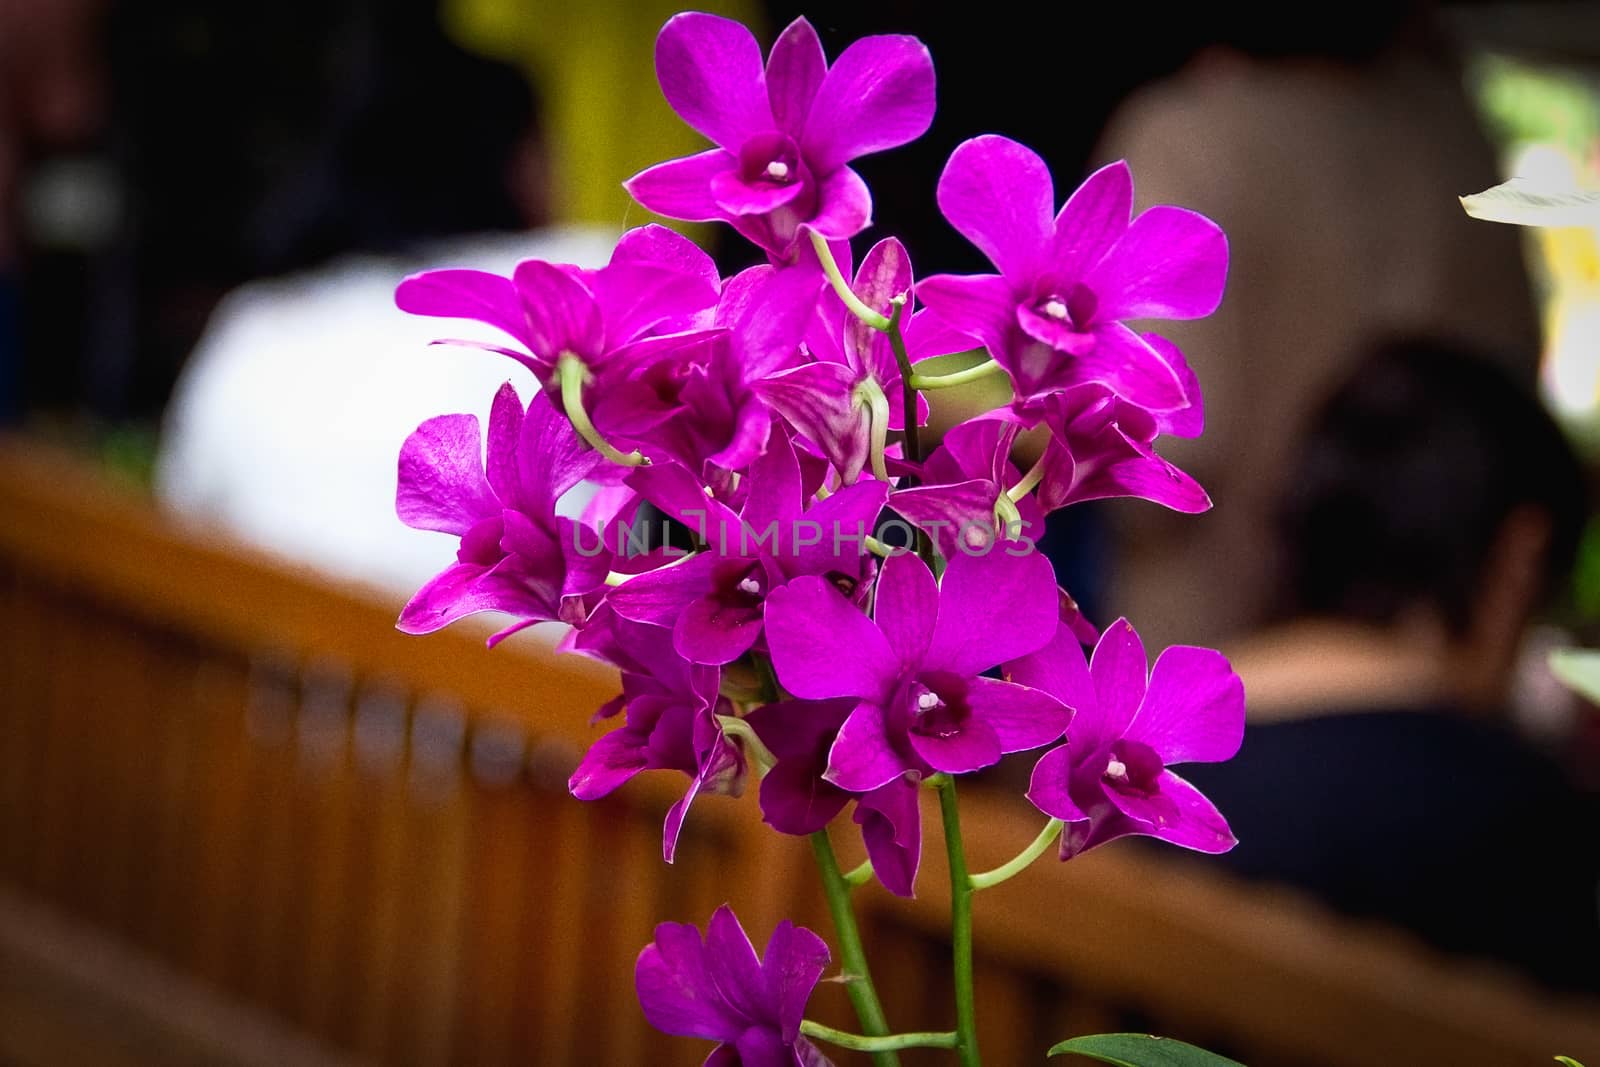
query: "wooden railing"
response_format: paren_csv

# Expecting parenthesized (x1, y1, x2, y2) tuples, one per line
(2, 435, 1597, 1067)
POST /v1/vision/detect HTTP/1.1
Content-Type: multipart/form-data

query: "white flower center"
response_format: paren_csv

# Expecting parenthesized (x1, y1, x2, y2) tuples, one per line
(737, 576, 762, 596)
(1104, 756, 1128, 780)
(917, 691, 941, 711)
(1042, 298, 1070, 321)
(765, 160, 791, 181)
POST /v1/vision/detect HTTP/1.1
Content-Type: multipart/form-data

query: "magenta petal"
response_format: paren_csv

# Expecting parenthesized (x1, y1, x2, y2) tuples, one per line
(396, 559, 552, 636)
(705, 906, 769, 1024)
(608, 548, 719, 626)
(625, 150, 739, 222)
(517, 390, 601, 514)
(1144, 333, 1205, 437)
(1024, 744, 1088, 822)
(1106, 769, 1236, 854)
(396, 414, 498, 535)
(873, 551, 938, 666)
(766, 577, 897, 700)
(908, 712, 1003, 774)
(855, 777, 921, 898)
(889, 480, 997, 558)
(912, 273, 1017, 361)
(655, 12, 774, 148)
(636, 922, 741, 1041)
(1047, 160, 1133, 281)
(711, 168, 807, 215)
(801, 33, 935, 174)
(766, 17, 826, 131)
(510, 260, 604, 361)
(741, 429, 804, 535)
(760, 919, 830, 1042)
(1075, 322, 1188, 412)
(1008, 620, 1097, 718)
(801, 165, 873, 242)
(569, 728, 648, 800)
(1090, 205, 1228, 321)
(394, 268, 527, 344)
(674, 593, 765, 665)
(1130, 646, 1245, 764)
(936, 136, 1053, 279)
(759, 758, 849, 835)
(753, 362, 870, 484)
(965, 676, 1071, 753)
(927, 549, 1058, 677)
(1088, 619, 1147, 742)
(1074, 437, 1211, 514)
(825, 700, 910, 792)
(483, 382, 525, 505)
(628, 462, 746, 554)
(592, 262, 720, 347)
(611, 223, 720, 286)
(790, 477, 887, 576)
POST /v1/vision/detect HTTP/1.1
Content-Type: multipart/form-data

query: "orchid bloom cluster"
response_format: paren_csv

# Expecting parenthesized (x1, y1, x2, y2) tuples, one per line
(393, 12, 1244, 1065)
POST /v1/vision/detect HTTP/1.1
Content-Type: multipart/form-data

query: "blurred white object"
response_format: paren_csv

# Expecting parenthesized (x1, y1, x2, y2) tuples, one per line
(156, 226, 617, 612)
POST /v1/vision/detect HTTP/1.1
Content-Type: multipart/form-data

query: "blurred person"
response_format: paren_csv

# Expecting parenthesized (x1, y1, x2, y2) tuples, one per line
(155, 3, 616, 600)
(1180, 337, 1600, 995)
(1092, 2, 1543, 652)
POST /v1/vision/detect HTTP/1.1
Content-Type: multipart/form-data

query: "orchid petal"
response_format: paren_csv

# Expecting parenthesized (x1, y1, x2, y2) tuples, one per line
(510, 260, 604, 362)
(1105, 769, 1236, 854)
(912, 273, 1016, 360)
(935, 136, 1053, 279)
(855, 777, 921, 898)
(965, 676, 1071, 753)
(396, 414, 498, 535)
(799, 165, 873, 242)
(824, 700, 910, 792)
(1047, 159, 1133, 282)
(1130, 646, 1245, 764)
(394, 268, 527, 344)
(927, 549, 1057, 677)
(1089, 205, 1228, 321)
(1025, 744, 1088, 822)
(873, 551, 938, 666)
(625, 150, 739, 223)
(908, 712, 1002, 774)
(655, 13, 774, 148)
(1088, 619, 1147, 742)
(801, 33, 935, 174)
(766, 17, 826, 132)
(766, 577, 897, 700)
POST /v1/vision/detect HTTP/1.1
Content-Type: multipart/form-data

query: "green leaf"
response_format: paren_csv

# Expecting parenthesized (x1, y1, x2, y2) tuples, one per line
(1554, 1057, 1586, 1067)
(1548, 648, 1600, 704)
(1048, 1033, 1247, 1066)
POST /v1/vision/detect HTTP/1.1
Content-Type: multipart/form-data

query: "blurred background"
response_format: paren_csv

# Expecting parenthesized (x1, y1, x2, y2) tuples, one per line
(4, 1, 1600, 1064)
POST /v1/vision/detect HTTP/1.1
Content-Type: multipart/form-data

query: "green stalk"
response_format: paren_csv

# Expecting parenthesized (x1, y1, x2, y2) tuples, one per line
(968, 817, 1064, 890)
(907, 358, 1005, 391)
(937, 778, 981, 1066)
(800, 1021, 959, 1051)
(809, 831, 900, 1067)
(809, 231, 892, 331)
(556, 353, 647, 467)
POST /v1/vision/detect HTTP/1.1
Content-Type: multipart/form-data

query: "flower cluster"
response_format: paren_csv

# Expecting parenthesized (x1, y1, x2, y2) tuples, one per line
(392, 11, 1244, 1064)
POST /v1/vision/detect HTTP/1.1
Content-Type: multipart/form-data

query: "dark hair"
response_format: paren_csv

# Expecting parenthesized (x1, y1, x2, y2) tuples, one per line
(1279, 336, 1589, 634)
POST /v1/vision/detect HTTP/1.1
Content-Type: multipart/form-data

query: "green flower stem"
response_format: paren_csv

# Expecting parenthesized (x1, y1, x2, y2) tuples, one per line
(557, 352, 647, 467)
(859, 378, 892, 483)
(968, 817, 1064, 890)
(809, 830, 900, 1067)
(843, 857, 875, 887)
(937, 777, 982, 1066)
(1005, 452, 1048, 503)
(715, 715, 777, 773)
(800, 1020, 960, 1052)
(885, 298, 922, 470)
(809, 230, 892, 332)
(907, 358, 1005, 391)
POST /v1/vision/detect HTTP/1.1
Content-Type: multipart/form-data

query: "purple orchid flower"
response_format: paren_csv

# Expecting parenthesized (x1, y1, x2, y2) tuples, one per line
(764, 549, 1069, 790)
(746, 698, 923, 897)
(394, 223, 723, 400)
(755, 237, 968, 484)
(887, 416, 1045, 558)
(917, 137, 1226, 414)
(626, 13, 935, 261)
(1011, 617, 1244, 860)
(636, 905, 834, 1067)
(567, 612, 744, 862)
(608, 430, 886, 665)
(1032, 384, 1210, 514)
(395, 383, 609, 645)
